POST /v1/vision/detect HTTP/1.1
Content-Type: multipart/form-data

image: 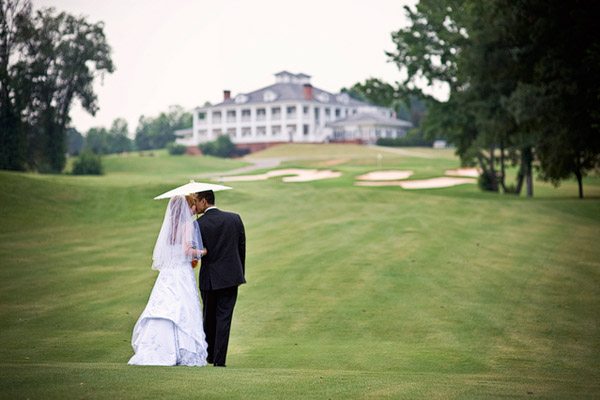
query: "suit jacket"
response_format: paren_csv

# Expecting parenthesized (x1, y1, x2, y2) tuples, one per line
(197, 208, 246, 291)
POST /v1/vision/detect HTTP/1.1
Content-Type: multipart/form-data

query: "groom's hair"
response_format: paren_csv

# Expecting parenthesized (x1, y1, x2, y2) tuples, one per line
(196, 190, 215, 205)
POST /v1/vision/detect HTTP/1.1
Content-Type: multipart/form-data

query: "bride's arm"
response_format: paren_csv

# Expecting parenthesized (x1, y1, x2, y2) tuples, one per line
(183, 223, 207, 258)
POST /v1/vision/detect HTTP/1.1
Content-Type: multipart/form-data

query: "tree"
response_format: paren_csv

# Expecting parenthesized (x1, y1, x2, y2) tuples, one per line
(342, 78, 427, 129)
(135, 113, 172, 151)
(85, 127, 109, 154)
(0, 0, 114, 172)
(134, 105, 192, 151)
(107, 117, 132, 153)
(387, 0, 600, 197)
(27, 7, 114, 172)
(66, 127, 84, 155)
(503, 0, 600, 198)
(342, 78, 399, 108)
(0, 0, 32, 170)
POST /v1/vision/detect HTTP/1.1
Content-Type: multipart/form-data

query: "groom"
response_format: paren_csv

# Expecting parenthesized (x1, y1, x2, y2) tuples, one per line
(194, 190, 246, 367)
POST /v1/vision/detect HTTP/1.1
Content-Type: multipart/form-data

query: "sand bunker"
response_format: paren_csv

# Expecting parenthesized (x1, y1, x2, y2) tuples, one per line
(282, 170, 342, 182)
(216, 168, 341, 183)
(445, 168, 480, 178)
(356, 170, 413, 181)
(355, 177, 476, 189)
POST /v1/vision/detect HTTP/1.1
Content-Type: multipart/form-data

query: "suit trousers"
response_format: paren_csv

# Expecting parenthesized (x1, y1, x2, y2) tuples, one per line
(200, 286, 238, 366)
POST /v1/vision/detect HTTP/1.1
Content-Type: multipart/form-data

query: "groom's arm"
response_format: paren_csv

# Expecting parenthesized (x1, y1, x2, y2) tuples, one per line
(237, 215, 246, 275)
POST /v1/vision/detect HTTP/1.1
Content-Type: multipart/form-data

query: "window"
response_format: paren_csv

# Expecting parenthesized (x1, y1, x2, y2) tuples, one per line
(316, 92, 330, 102)
(257, 126, 266, 136)
(227, 127, 236, 137)
(271, 107, 281, 120)
(325, 108, 331, 120)
(271, 125, 281, 136)
(286, 124, 297, 135)
(213, 128, 222, 136)
(303, 124, 309, 135)
(198, 112, 206, 120)
(212, 111, 222, 122)
(335, 108, 340, 118)
(286, 106, 296, 117)
(226, 110, 236, 122)
(336, 93, 350, 104)
(314, 107, 320, 122)
(263, 90, 277, 102)
(241, 127, 251, 137)
(241, 109, 251, 122)
(198, 129, 207, 136)
(257, 108, 266, 121)
(235, 94, 248, 104)
(303, 106, 309, 115)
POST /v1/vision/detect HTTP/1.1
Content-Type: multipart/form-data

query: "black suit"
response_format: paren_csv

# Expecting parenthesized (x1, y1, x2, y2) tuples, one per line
(197, 208, 245, 366)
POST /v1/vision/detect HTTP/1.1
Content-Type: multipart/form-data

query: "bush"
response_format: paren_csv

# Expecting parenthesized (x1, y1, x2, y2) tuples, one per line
(477, 170, 498, 192)
(72, 151, 103, 175)
(167, 142, 187, 155)
(199, 135, 236, 157)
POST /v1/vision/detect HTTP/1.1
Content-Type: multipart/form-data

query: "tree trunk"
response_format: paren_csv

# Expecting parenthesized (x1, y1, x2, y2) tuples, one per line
(515, 170, 524, 195)
(514, 146, 533, 196)
(526, 167, 533, 197)
(499, 140, 507, 192)
(477, 151, 498, 192)
(575, 169, 584, 199)
(519, 146, 534, 197)
(488, 146, 498, 191)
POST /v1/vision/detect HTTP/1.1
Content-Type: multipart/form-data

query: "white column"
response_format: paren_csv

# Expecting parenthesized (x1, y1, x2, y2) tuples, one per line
(296, 102, 302, 142)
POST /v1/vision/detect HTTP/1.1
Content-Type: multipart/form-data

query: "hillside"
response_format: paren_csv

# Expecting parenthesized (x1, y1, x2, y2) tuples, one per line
(1, 145, 599, 399)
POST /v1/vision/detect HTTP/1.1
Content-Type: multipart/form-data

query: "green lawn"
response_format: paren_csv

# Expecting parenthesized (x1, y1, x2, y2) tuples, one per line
(1, 145, 599, 399)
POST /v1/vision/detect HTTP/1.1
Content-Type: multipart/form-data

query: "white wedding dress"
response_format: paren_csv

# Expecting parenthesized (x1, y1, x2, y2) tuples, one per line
(128, 196, 208, 367)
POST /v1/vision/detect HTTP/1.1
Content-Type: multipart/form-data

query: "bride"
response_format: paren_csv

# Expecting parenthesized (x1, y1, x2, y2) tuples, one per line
(128, 195, 208, 366)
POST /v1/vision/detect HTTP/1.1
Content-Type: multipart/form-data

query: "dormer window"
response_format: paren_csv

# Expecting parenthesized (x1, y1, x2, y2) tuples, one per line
(316, 92, 330, 103)
(234, 94, 249, 104)
(263, 90, 278, 102)
(336, 93, 350, 104)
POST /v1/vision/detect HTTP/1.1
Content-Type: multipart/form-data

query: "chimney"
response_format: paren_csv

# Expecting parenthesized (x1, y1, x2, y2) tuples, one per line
(223, 90, 231, 101)
(303, 84, 313, 100)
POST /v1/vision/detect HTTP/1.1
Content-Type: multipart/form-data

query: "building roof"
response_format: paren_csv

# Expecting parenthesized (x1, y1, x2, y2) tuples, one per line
(274, 70, 311, 79)
(208, 82, 376, 108)
(327, 113, 413, 128)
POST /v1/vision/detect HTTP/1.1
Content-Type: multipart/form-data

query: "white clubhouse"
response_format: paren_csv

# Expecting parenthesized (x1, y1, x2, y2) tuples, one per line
(176, 71, 412, 151)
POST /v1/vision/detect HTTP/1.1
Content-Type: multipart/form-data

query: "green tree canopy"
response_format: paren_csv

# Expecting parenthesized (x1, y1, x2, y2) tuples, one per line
(85, 127, 109, 154)
(107, 118, 132, 153)
(66, 127, 84, 156)
(387, 0, 600, 198)
(134, 105, 192, 151)
(0, 0, 114, 172)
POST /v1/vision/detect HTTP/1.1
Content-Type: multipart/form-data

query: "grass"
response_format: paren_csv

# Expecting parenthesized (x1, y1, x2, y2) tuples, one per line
(1, 144, 599, 399)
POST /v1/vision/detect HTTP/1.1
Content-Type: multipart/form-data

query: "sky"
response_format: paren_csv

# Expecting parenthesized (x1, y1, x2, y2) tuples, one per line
(32, 0, 440, 136)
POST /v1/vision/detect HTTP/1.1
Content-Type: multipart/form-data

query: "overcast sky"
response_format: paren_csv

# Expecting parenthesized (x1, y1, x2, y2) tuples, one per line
(32, 0, 432, 135)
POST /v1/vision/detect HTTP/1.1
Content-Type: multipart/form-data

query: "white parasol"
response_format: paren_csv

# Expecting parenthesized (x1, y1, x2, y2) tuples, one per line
(153, 180, 232, 200)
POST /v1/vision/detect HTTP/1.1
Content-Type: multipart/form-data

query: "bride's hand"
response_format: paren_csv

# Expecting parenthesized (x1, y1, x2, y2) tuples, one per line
(199, 249, 207, 257)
